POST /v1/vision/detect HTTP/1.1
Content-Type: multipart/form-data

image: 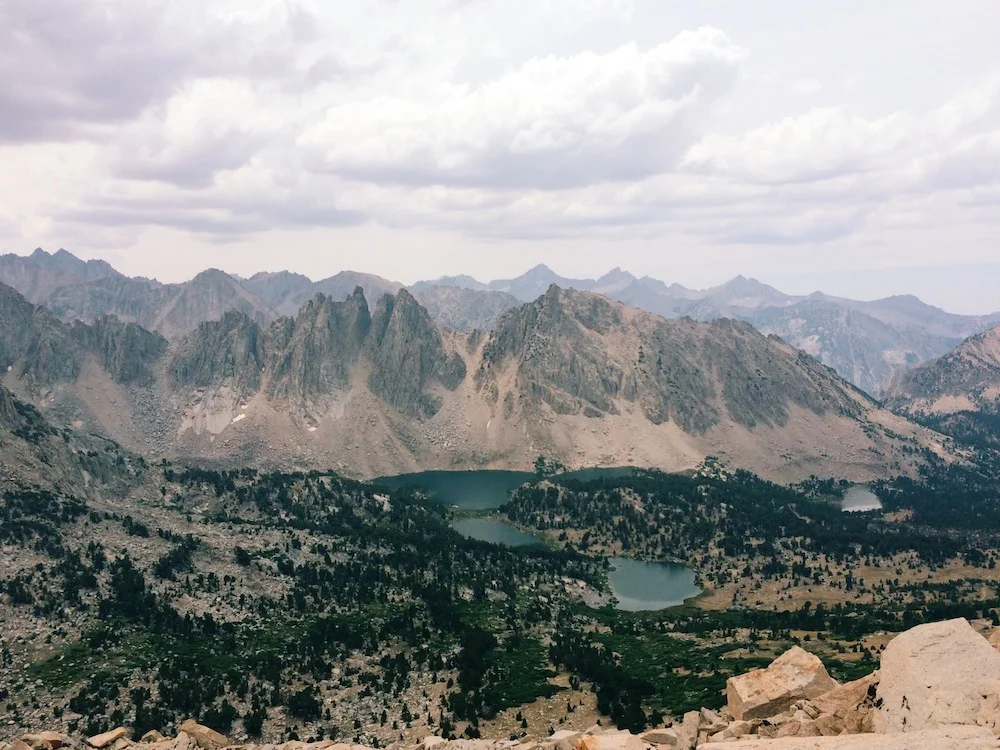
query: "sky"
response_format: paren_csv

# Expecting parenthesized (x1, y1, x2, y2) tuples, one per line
(1, 0, 998, 312)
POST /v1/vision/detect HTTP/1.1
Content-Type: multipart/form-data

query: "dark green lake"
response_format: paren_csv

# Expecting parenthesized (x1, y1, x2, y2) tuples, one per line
(451, 518, 543, 547)
(607, 557, 702, 611)
(375, 467, 637, 510)
(375, 470, 535, 510)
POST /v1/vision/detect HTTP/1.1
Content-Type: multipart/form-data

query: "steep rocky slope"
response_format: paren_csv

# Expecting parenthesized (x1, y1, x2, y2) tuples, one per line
(0, 283, 170, 388)
(0, 282, 83, 384)
(70, 316, 169, 386)
(884, 325, 1000, 449)
(886, 325, 1000, 416)
(471, 287, 939, 481)
(1, 280, 949, 482)
(0, 382, 146, 496)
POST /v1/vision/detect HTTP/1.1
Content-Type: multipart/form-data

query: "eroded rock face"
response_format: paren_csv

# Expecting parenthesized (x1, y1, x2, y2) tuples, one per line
(873, 617, 1000, 734)
(476, 286, 864, 434)
(73, 315, 169, 385)
(267, 289, 372, 408)
(368, 289, 466, 417)
(170, 311, 266, 395)
(727, 647, 839, 721)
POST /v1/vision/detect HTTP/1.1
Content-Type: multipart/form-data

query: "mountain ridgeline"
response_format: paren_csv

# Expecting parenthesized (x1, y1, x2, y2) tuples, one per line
(4, 249, 999, 397)
(0, 275, 945, 482)
(418, 266, 1000, 396)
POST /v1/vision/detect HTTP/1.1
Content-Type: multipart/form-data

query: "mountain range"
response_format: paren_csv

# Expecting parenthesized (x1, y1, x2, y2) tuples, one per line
(417, 264, 1000, 396)
(6, 249, 996, 398)
(0, 267, 950, 482)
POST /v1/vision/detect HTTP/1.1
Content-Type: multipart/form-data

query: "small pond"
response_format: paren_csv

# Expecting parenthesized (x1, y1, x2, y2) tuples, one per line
(841, 485, 883, 513)
(607, 557, 702, 611)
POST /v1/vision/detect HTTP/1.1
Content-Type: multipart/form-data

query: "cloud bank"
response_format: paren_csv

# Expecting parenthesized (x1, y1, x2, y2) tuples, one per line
(0, 0, 997, 301)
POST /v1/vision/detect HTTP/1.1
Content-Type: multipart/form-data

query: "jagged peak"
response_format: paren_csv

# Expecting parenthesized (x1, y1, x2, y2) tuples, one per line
(395, 287, 420, 305)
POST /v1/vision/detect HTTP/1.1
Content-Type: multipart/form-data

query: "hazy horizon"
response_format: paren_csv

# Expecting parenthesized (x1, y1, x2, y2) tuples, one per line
(5, 245, 999, 315)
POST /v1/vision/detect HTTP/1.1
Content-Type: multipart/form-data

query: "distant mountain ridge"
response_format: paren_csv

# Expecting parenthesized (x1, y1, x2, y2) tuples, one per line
(243, 270, 403, 317)
(2, 249, 998, 397)
(0, 249, 279, 340)
(410, 264, 1000, 395)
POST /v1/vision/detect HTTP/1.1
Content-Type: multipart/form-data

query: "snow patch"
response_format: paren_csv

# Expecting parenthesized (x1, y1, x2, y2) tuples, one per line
(231, 413, 246, 424)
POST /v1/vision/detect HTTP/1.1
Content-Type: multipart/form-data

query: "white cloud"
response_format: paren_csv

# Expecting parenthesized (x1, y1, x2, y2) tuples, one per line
(791, 77, 822, 95)
(0, 0, 326, 144)
(298, 28, 746, 188)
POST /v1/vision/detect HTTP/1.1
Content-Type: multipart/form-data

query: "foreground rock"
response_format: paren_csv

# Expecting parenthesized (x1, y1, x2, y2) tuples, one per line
(727, 647, 839, 721)
(711, 725, 1000, 749)
(873, 618, 1000, 734)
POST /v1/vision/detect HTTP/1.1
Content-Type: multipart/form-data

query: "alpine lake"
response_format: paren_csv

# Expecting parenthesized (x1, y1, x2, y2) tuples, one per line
(375, 468, 701, 610)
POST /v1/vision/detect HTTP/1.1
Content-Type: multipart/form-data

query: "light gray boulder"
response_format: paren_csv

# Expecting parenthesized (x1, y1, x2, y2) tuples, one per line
(873, 618, 1000, 734)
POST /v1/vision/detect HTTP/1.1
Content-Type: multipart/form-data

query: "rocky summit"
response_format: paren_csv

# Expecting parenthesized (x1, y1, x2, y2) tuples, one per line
(5, 619, 1000, 749)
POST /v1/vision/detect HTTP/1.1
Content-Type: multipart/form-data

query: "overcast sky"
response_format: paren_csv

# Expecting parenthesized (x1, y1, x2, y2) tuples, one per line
(1, 0, 998, 312)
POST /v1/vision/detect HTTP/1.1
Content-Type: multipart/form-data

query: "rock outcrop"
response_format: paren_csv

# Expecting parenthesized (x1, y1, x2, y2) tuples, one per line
(368, 289, 465, 416)
(712, 726, 999, 749)
(727, 647, 839, 721)
(170, 311, 267, 395)
(873, 618, 1000, 734)
(71, 315, 169, 385)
